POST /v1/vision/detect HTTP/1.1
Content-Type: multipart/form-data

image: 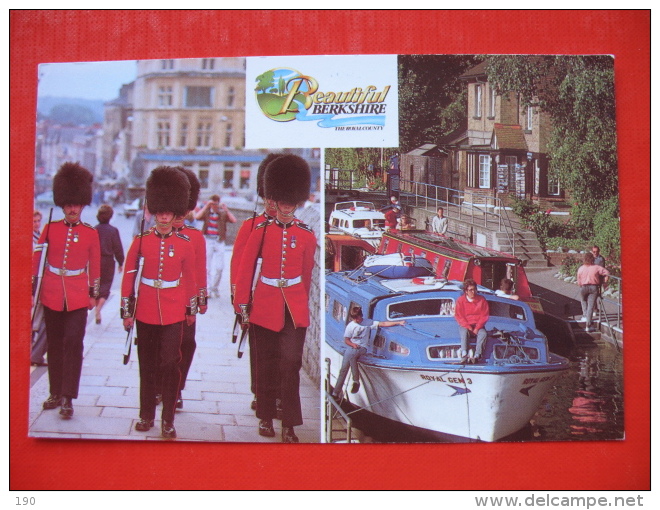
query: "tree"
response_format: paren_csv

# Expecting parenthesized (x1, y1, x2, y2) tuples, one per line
(326, 148, 399, 187)
(255, 71, 275, 94)
(485, 55, 618, 243)
(398, 55, 481, 153)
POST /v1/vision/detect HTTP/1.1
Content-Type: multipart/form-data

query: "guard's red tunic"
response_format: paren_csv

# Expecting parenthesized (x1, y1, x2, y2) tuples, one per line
(177, 225, 208, 305)
(32, 219, 101, 311)
(121, 228, 197, 325)
(234, 217, 316, 331)
(229, 212, 268, 295)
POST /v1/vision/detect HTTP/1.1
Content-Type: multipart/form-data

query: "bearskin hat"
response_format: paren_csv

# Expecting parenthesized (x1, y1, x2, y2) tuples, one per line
(146, 166, 190, 217)
(256, 153, 284, 199)
(175, 166, 201, 212)
(264, 154, 310, 205)
(53, 162, 93, 207)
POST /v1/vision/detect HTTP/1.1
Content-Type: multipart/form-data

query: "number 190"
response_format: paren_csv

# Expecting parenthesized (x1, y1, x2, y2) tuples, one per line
(16, 497, 36, 506)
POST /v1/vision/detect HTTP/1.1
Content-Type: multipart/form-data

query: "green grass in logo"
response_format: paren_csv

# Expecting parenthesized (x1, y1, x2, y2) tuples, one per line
(257, 92, 303, 122)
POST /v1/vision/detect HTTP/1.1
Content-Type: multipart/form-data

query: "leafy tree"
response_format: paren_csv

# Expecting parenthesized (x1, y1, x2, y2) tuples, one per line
(485, 55, 618, 248)
(398, 55, 481, 153)
(47, 103, 97, 125)
(326, 147, 399, 183)
(255, 71, 275, 93)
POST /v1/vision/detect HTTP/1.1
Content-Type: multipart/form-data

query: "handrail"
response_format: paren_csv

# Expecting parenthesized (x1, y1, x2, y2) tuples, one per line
(398, 179, 518, 257)
(324, 357, 354, 443)
(598, 274, 623, 331)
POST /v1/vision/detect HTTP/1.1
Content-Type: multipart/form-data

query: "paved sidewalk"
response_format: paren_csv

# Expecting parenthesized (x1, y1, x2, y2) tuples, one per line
(28, 248, 321, 443)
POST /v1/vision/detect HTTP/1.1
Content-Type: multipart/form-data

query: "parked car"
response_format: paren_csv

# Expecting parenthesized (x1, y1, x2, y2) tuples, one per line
(35, 191, 54, 207)
(123, 198, 142, 218)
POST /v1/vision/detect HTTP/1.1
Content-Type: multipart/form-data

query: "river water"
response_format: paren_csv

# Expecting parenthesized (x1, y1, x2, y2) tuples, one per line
(343, 339, 624, 444)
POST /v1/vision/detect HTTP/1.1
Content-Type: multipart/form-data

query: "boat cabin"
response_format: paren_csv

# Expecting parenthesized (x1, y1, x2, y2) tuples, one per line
(328, 201, 386, 240)
(376, 229, 542, 313)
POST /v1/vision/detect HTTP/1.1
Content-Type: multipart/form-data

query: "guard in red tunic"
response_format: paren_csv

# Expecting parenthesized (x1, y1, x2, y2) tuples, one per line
(234, 155, 317, 443)
(230, 152, 281, 411)
(32, 162, 101, 418)
(121, 166, 198, 439)
(171, 167, 208, 409)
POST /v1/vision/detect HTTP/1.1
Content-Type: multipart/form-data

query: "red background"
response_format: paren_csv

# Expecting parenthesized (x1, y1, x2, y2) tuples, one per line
(10, 10, 650, 490)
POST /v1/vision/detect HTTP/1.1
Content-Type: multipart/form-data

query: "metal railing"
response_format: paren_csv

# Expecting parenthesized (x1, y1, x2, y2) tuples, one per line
(324, 358, 355, 443)
(398, 179, 518, 256)
(597, 274, 623, 331)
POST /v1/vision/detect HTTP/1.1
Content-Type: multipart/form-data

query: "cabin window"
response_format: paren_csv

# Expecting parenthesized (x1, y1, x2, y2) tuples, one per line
(332, 300, 347, 323)
(488, 301, 526, 321)
(388, 298, 455, 319)
(493, 344, 539, 361)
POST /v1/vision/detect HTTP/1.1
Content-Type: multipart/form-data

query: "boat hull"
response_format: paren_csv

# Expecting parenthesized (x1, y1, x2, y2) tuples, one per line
(327, 347, 566, 442)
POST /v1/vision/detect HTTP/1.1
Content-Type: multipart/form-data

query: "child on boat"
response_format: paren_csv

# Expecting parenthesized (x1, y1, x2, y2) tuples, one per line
(332, 306, 404, 399)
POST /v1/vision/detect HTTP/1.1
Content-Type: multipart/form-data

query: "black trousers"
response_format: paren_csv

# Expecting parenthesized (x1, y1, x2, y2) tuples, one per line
(136, 321, 183, 423)
(179, 321, 196, 392)
(252, 312, 306, 428)
(43, 306, 88, 399)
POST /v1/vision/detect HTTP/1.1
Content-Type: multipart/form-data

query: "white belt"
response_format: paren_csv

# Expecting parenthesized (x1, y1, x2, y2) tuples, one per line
(47, 264, 86, 277)
(140, 277, 180, 289)
(260, 275, 302, 288)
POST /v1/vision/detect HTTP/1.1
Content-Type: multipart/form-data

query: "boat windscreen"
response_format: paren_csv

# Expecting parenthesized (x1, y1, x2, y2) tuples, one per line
(488, 300, 527, 321)
(387, 298, 455, 319)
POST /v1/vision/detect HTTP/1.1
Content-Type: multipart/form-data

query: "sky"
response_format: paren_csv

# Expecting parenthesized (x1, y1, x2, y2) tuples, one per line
(37, 60, 138, 101)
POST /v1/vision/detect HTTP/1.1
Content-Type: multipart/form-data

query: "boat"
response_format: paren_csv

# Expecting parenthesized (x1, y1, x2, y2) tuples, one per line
(328, 200, 386, 246)
(325, 255, 570, 442)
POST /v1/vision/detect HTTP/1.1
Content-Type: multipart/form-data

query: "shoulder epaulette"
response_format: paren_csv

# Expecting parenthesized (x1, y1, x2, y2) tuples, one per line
(185, 225, 201, 232)
(255, 219, 270, 230)
(176, 232, 191, 242)
(295, 222, 314, 234)
(138, 229, 153, 238)
(82, 222, 95, 229)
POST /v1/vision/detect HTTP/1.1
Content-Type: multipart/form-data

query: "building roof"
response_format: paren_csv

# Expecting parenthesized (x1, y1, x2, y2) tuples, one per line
(459, 60, 488, 80)
(492, 123, 528, 151)
(405, 144, 447, 157)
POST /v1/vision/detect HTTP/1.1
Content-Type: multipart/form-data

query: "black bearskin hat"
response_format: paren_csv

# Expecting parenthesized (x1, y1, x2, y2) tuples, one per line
(146, 166, 190, 217)
(175, 166, 201, 212)
(53, 162, 93, 207)
(264, 154, 310, 205)
(256, 153, 283, 199)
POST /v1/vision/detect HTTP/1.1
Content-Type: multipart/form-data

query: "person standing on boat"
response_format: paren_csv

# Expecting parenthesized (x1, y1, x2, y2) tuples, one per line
(576, 251, 610, 333)
(454, 279, 489, 364)
(234, 154, 316, 443)
(332, 306, 404, 399)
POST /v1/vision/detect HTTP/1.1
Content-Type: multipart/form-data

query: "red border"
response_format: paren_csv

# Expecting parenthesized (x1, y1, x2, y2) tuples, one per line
(10, 10, 650, 490)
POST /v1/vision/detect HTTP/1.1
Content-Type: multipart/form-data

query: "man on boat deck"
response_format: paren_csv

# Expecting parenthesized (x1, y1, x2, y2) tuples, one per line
(454, 279, 489, 364)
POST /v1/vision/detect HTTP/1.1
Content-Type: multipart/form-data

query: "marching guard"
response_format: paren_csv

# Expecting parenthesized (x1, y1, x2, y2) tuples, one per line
(121, 166, 198, 439)
(230, 152, 281, 412)
(32, 162, 101, 418)
(233, 155, 316, 443)
(171, 167, 208, 409)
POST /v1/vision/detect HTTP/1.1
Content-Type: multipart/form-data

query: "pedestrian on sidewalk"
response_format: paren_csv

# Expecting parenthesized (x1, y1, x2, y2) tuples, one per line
(234, 155, 316, 443)
(332, 305, 404, 399)
(576, 252, 610, 333)
(32, 163, 101, 418)
(230, 153, 282, 413)
(195, 194, 237, 298)
(93, 204, 124, 325)
(121, 166, 198, 439)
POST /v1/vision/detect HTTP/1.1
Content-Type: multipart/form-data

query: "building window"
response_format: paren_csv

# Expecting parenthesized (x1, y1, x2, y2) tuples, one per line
(179, 121, 189, 147)
(224, 123, 233, 148)
(548, 171, 560, 196)
(240, 164, 251, 189)
(196, 120, 212, 148)
(479, 154, 491, 188)
(161, 59, 174, 70)
(488, 85, 496, 118)
(474, 84, 482, 118)
(227, 86, 235, 107)
(201, 58, 215, 70)
(199, 164, 210, 189)
(156, 120, 171, 147)
(505, 156, 517, 190)
(185, 86, 213, 107)
(158, 86, 173, 107)
(526, 106, 533, 131)
(223, 164, 234, 189)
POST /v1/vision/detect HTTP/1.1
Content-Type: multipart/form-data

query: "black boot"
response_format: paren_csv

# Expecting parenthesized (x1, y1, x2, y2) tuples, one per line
(282, 427, 299, 443)
(135, 418, 154, 431)
(258, 419, 275, 437)
(42, 395, 61, 410)
(161, 420, 177, 439)
(59, 396, 73, 418)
